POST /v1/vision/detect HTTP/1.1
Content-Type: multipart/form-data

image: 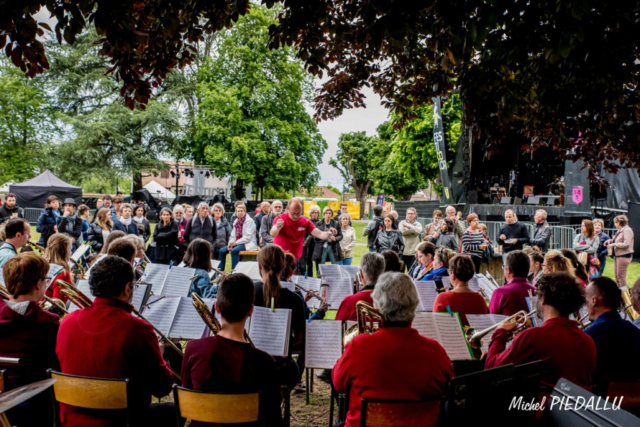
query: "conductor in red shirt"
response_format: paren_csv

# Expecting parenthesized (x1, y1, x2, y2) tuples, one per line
(270, 197, 336, 259)
(485, 272, 596, 400)
(489, 250, 537, 316)
(333, 272, 453, 427)
(335, 252, 386, 321)
(56, 255, 175, 427)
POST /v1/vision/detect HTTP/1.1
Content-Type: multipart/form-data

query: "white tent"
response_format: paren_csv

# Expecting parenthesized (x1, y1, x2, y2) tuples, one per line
(143, 180, 176, 202)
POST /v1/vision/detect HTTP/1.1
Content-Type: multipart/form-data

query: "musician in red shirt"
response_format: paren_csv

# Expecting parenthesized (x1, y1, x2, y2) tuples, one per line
(489, 250, 537, 316)
(433, 255, 488, 326)
(0, 252, 59, 426)
(333, 272, 453, 427)
(485, 272, 596, 400)
(181, 273, 283, 427)
(270, 197, 335, 259)
(335, 252, 386, 321)
(56, 255, 175, 427)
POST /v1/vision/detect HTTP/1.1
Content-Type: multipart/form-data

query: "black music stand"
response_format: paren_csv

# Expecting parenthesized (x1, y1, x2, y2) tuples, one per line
(526, 196, 540, 206)
(545, 378, 640, 426)
(447, 364, 515, 424)
(511, 360, 543, 425)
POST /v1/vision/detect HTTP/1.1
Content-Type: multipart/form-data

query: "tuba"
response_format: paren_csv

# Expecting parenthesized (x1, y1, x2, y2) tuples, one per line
(191, 293, 254, 345)
(56, 280, 93, 309)
(466, 310, 537, 350)
(343, 301, 385, 346)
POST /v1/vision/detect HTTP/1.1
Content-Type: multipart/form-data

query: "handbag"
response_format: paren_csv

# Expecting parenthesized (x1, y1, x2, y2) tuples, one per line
(577, 251, 589, 266)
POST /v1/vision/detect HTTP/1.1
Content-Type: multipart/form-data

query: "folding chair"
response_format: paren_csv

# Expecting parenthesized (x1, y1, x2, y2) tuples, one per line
(602, 379, 640, 417)
(48, 370, 132, 427)
(360, 397, 441, 427)
(172, 385, 259, 425)
(0, 370, 5, 394)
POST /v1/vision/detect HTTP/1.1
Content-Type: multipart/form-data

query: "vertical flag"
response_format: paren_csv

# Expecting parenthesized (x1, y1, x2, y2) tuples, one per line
(432, 97, 453, 204)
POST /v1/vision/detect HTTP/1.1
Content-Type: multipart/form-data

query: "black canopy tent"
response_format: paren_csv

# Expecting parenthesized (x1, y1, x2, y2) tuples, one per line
(131, 189, 159, 209)
(9, 170, 82, 209)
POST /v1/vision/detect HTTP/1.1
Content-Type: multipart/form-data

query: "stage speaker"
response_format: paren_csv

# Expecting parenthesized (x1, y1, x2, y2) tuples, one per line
(628, 202, 640, 259)
(514, 197, 523, 206)
(500, 197, 511, 205)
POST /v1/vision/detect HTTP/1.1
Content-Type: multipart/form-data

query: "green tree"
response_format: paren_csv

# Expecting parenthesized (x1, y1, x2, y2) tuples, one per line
(329, 132, 377, 218)
(194, 6, 326, 199)
(0, 59, 56, 184)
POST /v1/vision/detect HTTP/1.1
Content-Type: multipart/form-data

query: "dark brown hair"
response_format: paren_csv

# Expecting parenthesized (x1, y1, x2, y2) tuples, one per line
(381, 250, 403, 272)
(281, 252, 297, 282)
(4, 252, 49, 297)
(257, 244, 285, 308)
(100, 230, 126, 255)
(560, 249, 589, 284)
(416, 241, 436, 257)
(217, 273, 255, 323)
(184, 238, 213, 272)
(107, 238, 137, 263)
(449, 255, 475, 282)
(537, 272, 586, 316)
(45, 195, 58, 208)
(590, 276, 624, 311)
(384, 214, 398, 230)
(582, 219, 595, 239)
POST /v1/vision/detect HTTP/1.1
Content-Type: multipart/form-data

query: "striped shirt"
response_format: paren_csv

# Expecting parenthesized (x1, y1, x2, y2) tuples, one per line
(462, 230, 485, 259)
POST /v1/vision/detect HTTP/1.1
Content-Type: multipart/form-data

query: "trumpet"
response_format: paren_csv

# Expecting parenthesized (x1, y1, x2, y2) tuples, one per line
(466, 309, 537, 350)
(70, 258, 86, 281)
(56, 280, 93, 309)
(344, 301, 384, 346)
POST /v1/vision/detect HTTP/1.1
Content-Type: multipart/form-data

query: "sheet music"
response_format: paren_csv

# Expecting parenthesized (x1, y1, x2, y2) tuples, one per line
(159, 267, 195, 296)
(324, 278, 353, 309)
(467, 277, 480, 293)
(71, 244, 90, 262)
(319, 264, 343, 280)
(305, 320, 343, 369)
(466, 314, 508, 354)
(526, 297, 538, 327)
(48, 263, 63, 279)
(143, 263, 170, 294)
(413, 281, 439, 312)
(440, 276, 451, 289)
(142, 296, 181, 336)
(280, 281, 296, 293)
(341, 266, 360, 280)
(168, 297, 213, 340)
(292, 276, 323, 293)
(485, 271, 500, 288)
(234, 262, 262, 281)
(248, 306, 292, 357)
(208, 260, 222, 279)
(67, 280, 96, 314)
(86, 254, 106, 279)
(177, 261, 185, 267)
(131, 283, 149, 312)
(412, 312, 472, 360)
(475, 274, 496, 299)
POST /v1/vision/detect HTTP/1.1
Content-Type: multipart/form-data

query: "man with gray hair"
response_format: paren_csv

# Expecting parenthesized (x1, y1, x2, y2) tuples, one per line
(333, 272, 453, 427)
(335, 252, 386, 321)
(260, 200, 283, 247)
(253, 201, 271, 240)
(184, 202, 217, 246)
(399, 207, 423, 273)
(530, 209, 551, 252)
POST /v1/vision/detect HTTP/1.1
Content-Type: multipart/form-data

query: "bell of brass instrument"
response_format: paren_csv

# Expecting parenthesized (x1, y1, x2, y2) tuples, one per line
(621, 290, 638, 320)
(466, 309, 537, 350)
(70, 258, 86, 280)
(56, 280, 93, 309)
(192, 293, 222, 334)
(344, 301, 385, 346)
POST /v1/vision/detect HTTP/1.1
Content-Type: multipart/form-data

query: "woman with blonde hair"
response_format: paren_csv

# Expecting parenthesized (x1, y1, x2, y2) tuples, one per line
(543, 250, 576, 278)
(44, 234, 74, 302)
(338, 212, 356, 266)
(87, 207, 113, 252)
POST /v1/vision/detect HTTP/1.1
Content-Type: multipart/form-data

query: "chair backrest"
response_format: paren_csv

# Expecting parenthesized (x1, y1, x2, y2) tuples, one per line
(48, 370, 129, 410)
(360, 398, 441, 427)
(173, 385, 259, 424)
(0, 369, 5, 394)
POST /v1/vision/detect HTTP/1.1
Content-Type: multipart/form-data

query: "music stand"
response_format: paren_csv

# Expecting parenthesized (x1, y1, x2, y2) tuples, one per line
(500, 197, 512, 205)
(546, 378, 640, 426)
(526, 197, 540, 206)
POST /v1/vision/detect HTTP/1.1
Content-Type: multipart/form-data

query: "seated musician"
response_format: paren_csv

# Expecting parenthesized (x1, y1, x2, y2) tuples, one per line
(336, 252, 385, 321)
(183, 238, 216, 298)
(282, 251, 327, 320)
(409, 242, 436, 280)
(333, 272, 453, 427)
(489, 250, 537, 316)
(254, 244, 305, 391)
(584, 276, 640, 389)
(44, 233, 75, 303)
(181, 273, 283, 427)
(56, 255, 175, 427)
(485, 272, 596, 399)
(0, 253, 60, 426)
(106, 237, 138, 265)
(433, 255, 488, 326)
(420, 247, 454, 283)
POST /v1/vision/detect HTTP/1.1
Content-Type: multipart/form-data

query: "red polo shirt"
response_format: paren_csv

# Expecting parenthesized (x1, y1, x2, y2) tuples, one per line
(488, 277, 537, 316)
(56, 297, 173, 427)
(273, 213, 316, 259)
(333, 326, 452, 427)
(335, 290, 374, 321)
(433, 291, 488, 327)
(485, 317, 596, 396)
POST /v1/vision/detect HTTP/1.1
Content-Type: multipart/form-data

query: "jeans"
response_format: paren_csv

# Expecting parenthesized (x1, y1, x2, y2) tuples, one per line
(320, 245, 337, 264)
(339, 257, 353, 265)
(597, 258, 606, 276)
(402, 255, 416, 273)
(368, 247, 375, 252)
(219, 244, 246, 271)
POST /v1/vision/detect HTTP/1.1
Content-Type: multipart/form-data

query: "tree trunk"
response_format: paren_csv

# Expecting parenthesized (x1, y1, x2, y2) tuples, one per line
(233, 180, 245, 200)
(353, 180, 371, 218)
(132, 170, 143, 192)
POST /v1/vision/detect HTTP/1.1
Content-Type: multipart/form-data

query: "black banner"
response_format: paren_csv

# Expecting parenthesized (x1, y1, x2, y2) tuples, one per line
(564, 160, 590, 215)
(432, 97, 453, 204)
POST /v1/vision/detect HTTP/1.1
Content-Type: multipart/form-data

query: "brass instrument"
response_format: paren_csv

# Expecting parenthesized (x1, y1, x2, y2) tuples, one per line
(211, 266, 228, 285)
(191, 293, 254, 345)
(295, 284, 327, 306)
(70, 258, 86, 280)
(0, 284, 10, 300)
(26, 241, 46, 253)
(1, 282, 67, 317)
(466, 310, 537, 350)
(354, 270, 364, 293)
(343, 301, 385, 346)
(56, 280, 93, 309)
(621, 289, 638, 320)
(577, 312, 591, 330)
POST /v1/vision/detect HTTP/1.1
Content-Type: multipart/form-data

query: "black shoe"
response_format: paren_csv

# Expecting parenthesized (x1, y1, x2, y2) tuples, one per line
(315, 369, 332, 384)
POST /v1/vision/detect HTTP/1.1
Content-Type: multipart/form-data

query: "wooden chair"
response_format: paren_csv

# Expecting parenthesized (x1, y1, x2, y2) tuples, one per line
(239, 250, 260, 262)
(360, 398, 441, 427)
(172, 385, 259, 425)
(0, 370, 6, 394)
(47, 370, 132, 427)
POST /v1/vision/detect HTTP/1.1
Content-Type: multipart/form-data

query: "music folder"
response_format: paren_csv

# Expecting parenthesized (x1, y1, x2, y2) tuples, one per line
(247, 306, 292, 357)
(305, 320, 344, 369)
(413, 280, 439, 312)
(142, 264, 195, 297)
(67, 280, 151, 314)
(142, 295, 215, 340)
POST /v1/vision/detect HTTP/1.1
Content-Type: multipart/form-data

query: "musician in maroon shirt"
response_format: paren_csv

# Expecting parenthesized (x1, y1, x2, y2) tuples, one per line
(0, 252, 59, 426)
(333, 273, 453, 427)
(56, 255, 175, 427)
(485, 272, 596, 402)
(182, 273, 283, 427)
(335, 252, 385, 321)
(489, 250, 537, 316)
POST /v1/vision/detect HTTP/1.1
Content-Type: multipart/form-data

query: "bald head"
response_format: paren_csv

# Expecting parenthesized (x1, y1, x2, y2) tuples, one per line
(260, 201, 271, 214)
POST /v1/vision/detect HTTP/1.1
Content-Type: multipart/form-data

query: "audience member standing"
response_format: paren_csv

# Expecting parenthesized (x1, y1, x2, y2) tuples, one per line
(605, 214, 634, 288)
(56, 198, 83, 251)
(154, 208, 180, 265)
(184, 202, 217, 247)
(530, 209, 551, 252)
(399, 208, 423, 273)
(211, 203, 232, 261)
(0, 193, 24, 224)
(133, 205, 151, 243)
(338, 213, 356, 266)
(36, 195, 60, 248)
(462, 214, 488, 273)
(254, 202, 271, 239)
(429, 217, 458, 251)
(498, 209, 530, 253)
(363, 205, 384, 253)
(260, 200, 283, 248)
(312, 206, 343, 265)
(423, 210, 443, 241)
(87, 208, 113, 252)
(593, 219, 610, 277)
(374, 214, 405, 256)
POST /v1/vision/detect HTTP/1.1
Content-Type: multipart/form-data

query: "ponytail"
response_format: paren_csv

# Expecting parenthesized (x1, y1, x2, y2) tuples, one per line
(281, 252, 297, 282)
(258, 245, 286, 309)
